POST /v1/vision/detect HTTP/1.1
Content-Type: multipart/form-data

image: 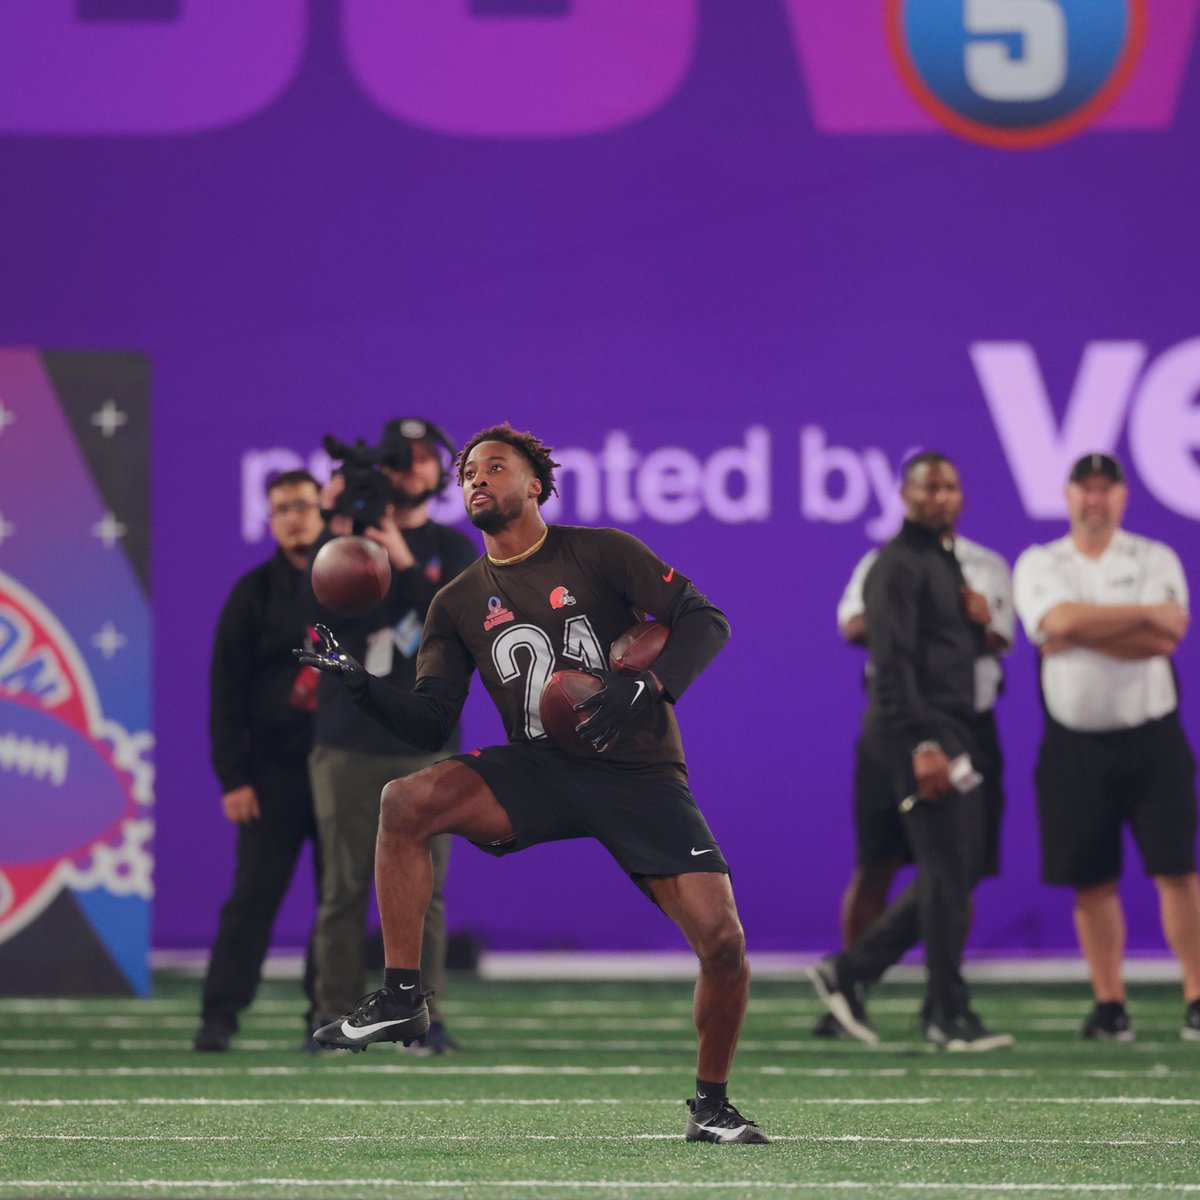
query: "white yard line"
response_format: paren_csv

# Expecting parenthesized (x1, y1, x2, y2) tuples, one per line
(5, 1180, 1200, 1193)
(4, 1034, 1192, 1054)
(7, 1096, 1200, 1107)
(0, 995, 1165, 1018)
(2, 1133, 1195, 1147)
(0, 1065, 676, 1078)
(2, 1064, 1193, 1080)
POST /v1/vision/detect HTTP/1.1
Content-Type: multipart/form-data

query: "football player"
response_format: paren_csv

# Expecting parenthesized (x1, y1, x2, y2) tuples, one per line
(298, 423, 769, 1145)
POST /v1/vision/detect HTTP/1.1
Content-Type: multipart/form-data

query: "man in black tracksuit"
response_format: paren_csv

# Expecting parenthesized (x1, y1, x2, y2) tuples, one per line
(808, 453, 1013, 1051)
(196, 469, 326, 1052)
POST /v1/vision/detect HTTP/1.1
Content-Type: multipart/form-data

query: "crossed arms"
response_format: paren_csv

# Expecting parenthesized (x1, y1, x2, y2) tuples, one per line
(1038, 601, 1189, 660)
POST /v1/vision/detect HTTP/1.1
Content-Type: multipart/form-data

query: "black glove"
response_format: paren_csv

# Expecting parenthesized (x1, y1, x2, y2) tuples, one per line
(293, 623, 368, 696)
(573, 669, 661, 752)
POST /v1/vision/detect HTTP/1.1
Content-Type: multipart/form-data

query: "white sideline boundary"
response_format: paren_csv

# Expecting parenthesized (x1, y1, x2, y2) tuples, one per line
(150, 950, 1185, 984)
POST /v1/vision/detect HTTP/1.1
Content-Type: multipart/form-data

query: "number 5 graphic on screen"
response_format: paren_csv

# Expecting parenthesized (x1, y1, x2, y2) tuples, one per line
(492, 618, 604, 739)
(888, 0, 1144, 149)
(964, 0, 1067, 101)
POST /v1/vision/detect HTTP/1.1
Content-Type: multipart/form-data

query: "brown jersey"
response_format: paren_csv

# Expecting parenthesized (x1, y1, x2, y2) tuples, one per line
(418, 525, 717, 771)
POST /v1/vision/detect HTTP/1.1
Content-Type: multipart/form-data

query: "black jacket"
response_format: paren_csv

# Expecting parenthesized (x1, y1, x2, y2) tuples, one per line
(863, 520, 981, 752)
(209, 549, 315, 791)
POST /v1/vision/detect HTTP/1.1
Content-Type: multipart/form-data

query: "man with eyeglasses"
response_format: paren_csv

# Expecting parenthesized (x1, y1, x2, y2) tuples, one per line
(195, 469, 327, 1051)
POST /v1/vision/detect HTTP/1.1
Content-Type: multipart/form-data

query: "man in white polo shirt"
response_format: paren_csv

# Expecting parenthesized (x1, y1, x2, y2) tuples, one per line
(1014, 452, 1199, 1042)
(813, 519, 1013, 1039)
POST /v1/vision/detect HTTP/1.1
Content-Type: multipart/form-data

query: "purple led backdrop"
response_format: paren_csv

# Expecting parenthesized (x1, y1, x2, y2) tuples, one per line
(1, 2, 1197, 957)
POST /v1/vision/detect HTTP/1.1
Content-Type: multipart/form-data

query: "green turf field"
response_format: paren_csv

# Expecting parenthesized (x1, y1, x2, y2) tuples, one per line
(2, 973, 1199, 1199)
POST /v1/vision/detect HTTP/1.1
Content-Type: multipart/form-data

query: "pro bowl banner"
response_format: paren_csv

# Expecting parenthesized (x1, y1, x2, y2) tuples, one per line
(0, 351, 153, 995)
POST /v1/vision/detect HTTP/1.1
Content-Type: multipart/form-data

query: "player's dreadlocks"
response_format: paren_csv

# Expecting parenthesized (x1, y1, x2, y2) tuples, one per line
(456, 423, 560, 506)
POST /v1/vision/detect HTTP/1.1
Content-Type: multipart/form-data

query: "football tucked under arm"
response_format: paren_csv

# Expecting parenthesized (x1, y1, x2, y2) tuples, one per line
(573, 669, 662, 752)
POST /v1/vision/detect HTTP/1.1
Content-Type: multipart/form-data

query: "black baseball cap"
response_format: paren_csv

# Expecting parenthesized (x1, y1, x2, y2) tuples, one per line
(1068, 452, 1125, 484)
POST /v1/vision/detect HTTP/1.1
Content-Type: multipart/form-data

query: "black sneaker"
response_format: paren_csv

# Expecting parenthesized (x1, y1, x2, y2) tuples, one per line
(406, 1020, 459, 1056)
(924, 1011, 1014, 1052)
(311, 987, 430, 1052)
(806, 956, 877, 1046)
(684, 1098, 772, 1144)
(1081, 1002, 1134, 1042)
(1182, 1000, 1200, 1042)
(812, 1011, 849, 1040)
(193, 1022, 233, 1053)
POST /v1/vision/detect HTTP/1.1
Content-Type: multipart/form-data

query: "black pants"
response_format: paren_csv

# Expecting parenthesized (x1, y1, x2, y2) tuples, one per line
(201, 758, 320, 1030)
(838, 724, 985, 1020)
(972, 708, 1005, 878)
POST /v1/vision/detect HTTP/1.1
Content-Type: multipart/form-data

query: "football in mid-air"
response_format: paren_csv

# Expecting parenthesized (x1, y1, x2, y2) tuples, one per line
(609, 619, 669, 675)
(311, 536, 391, 617)
(538, 669, 603, 757)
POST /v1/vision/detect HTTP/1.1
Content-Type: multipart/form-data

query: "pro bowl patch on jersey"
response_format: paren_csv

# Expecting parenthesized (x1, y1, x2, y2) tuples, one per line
(484, 595, 515, 632)
(0, 570, 153, 943)
(887, 0, 1145, 148)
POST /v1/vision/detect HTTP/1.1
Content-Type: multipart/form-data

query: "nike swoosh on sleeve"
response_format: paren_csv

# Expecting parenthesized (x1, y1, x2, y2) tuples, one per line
(662, 568, 675, 582)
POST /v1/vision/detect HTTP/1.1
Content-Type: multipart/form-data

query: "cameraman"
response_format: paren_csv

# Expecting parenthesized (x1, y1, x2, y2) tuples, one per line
(309, 418, 477, 1052)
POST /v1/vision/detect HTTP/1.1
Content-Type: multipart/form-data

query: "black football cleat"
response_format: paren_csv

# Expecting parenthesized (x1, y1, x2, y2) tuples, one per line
(685, 1097, 772, 1144)
(303, 1014, 352, 1054)
(806, 956, 878, 1046)
(311, 987, 430, 1052)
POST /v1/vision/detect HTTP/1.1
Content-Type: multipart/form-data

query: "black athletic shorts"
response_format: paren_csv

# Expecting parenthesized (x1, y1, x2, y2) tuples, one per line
(1035, 711, 1198, 888)
(453, 741, 730, 899)
(855, 710, 1004, 877)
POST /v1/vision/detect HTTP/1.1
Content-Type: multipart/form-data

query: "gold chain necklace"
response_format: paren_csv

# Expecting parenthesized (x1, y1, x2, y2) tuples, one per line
(487, 526, 548, 566)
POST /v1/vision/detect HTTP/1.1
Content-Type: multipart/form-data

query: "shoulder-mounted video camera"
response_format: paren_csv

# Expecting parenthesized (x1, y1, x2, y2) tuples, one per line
(323, 418, 457, 534)
(322, 435, 390, 533)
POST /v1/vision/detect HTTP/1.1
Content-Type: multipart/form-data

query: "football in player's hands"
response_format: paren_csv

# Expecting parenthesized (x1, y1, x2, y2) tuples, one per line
(538, 670, 604, 757)
(572, 669, 661, 753)
(609, 619, 669, 675)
